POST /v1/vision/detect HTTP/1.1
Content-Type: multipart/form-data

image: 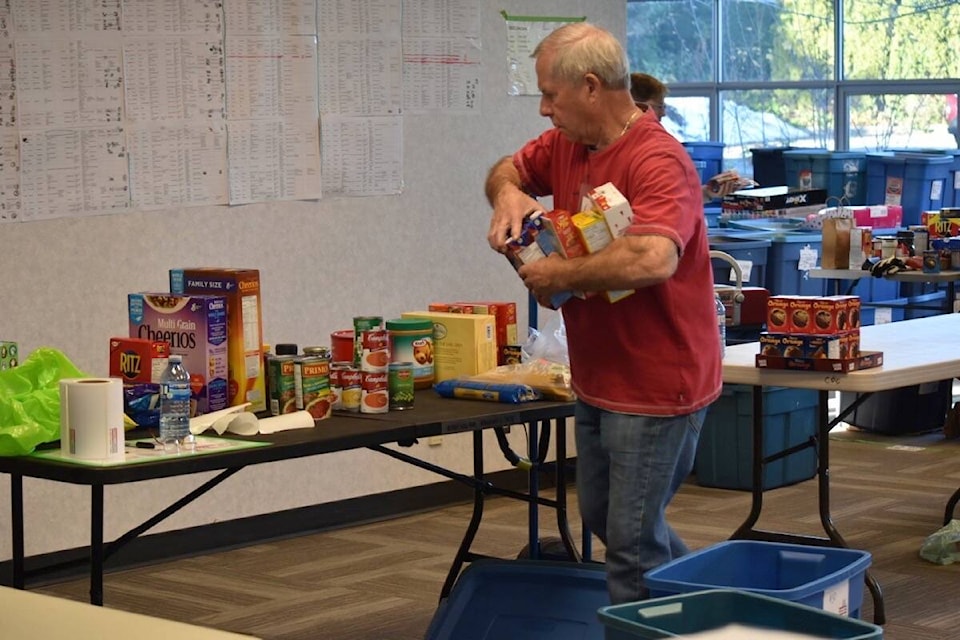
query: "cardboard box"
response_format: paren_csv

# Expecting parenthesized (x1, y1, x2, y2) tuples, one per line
(723, 186, 828, 211)
(921, 210, 960, 238)
(170, 268, 267, 412)
(109, 337, 169, 384)
(455, 300, 519, 366)
(536, 209, 587, 258)
(571, 210, 635, 303)
(0, 341, 17, 370)
(584, 182, 633, 237)
(128, 292, 229, 416)
(401, 311, 497, 382)
(504, 217, 577, 308)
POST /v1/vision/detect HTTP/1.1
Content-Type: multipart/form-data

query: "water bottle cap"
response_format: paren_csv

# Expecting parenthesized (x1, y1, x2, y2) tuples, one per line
(169, 354, 182, 363)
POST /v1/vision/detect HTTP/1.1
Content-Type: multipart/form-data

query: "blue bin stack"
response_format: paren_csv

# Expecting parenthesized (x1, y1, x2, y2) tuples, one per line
(683, 141, 724, 184)
(782, 149, 867, 204)
(642, 540, 872, 620)
(865, 152, 953, 226)
(708, 235, 771, 288)
(750, 146, 794, 187)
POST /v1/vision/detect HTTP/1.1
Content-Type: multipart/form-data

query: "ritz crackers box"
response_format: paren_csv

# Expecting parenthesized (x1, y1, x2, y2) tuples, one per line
(109, 337, 169, 384)
(128, 293, 229, 416)
(401, 311, 497, 383)
(170, 268, 267, 412)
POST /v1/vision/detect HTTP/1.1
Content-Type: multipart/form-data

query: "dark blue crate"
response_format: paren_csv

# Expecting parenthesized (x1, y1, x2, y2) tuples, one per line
(695, 384, 818, 491)
(643, 541, 872, 620)
(765, 233, 827, 296)
(683, 141, 724, 184)
(709, 236, 771, 287)
(783, 149, 866, 204)
(750, 146, 795, 187)
(865, 152, 953, 226)
(425, 559, 610, 640)
(599, 589, 882, 639)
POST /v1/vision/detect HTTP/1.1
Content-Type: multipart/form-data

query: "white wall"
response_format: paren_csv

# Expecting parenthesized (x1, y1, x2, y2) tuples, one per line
(0, 1, 625, 558)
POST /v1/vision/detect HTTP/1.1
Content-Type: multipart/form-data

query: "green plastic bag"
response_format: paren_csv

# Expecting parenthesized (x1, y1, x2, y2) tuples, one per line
(919, 519, 960, 565)
(0, 347, 89, 456)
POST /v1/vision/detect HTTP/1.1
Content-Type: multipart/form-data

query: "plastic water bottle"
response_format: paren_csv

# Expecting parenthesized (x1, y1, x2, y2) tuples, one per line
(159, 354, 193, 449)
(715, 294, 726, 359)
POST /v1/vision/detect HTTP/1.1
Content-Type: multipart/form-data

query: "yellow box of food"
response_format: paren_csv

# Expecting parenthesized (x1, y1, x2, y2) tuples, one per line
(401, 311, 497, 383)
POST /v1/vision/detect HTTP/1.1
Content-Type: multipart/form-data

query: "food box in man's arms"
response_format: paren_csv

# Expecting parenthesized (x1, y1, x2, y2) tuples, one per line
(128, 293, 229, 416)
(169, 268, 266, 412)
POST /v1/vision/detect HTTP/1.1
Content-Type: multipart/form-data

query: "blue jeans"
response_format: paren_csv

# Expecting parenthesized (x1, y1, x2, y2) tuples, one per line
(574, 399, 705, 604)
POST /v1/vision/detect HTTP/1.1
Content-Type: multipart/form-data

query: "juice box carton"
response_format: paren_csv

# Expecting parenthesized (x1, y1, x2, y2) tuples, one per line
(401, 311, 497, 382)
(109, 337, 169, 384)
(0, 341, 18, 370)
(583, 182, 633, 237)
(128, 292, 229, 416)
(170, 268, 266, 412)
(456, 300, 519, 366)
(571, 210, 635, 303)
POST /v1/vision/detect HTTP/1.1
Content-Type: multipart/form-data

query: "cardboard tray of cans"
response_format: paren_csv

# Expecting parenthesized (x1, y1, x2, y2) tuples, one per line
(755, 350, 884, 373)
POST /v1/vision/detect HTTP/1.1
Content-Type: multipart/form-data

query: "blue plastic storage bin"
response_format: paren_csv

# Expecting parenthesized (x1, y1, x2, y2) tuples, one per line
(885, 148, 960, 209)
(598, 590, 882, 640)
(709, 236, 771, 287)
(703, 205, 721, 228)
(764, 232, 827, 296)
(696, 385, 818, 491)
(782, 149, 867, 204)
(858, 297, 907, 326)
(425, 559, 610, 640)
(683, 141, 724, 184)
(643, 541, 872, 620)
(865, 152, 953, 226)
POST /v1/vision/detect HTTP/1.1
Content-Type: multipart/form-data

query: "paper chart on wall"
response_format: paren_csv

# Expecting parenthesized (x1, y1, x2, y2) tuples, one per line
(126, 122, 228, 210)
(320, 115, 402, 196)
(12, 0, 121, 34)
(122, 36, 226, 123)
(18, 125, 129, 221)
(225, 34, 319, 121)
(119, 0, 222, 35)
(227, 118, 321, 204)
(501, 13, 587, 97)
(317, 0, 402, 116)
(225, 0, 317, 36)
(0, 129, 19, 222)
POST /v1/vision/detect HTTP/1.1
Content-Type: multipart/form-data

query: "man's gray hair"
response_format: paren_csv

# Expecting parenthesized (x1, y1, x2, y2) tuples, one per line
(532, 23, 629, 90)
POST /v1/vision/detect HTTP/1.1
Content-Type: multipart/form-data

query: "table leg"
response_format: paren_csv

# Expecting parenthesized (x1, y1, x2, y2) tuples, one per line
(553, 418, 582, 562)
(732, 386, 765, 538)
(11, 474, 24, 589)
(90, 484, 104, 606)
(944, 488, 960, 525)
(439, 429, 485, 600)
(527, 421, 540, 560)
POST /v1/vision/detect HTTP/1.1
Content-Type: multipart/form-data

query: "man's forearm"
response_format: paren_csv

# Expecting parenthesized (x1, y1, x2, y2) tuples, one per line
(485, 156, 522, 206)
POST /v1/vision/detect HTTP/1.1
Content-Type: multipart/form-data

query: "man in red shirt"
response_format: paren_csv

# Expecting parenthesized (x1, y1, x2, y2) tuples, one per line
(485, 22, 722, 604)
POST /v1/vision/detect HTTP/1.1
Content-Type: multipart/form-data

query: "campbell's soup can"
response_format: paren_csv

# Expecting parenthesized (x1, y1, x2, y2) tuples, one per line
(361, 371, 388, 414)
(329, 362, 350, 410)
(268, 355, 296, 415)
(340, 366, 362, 412)
(360, 329, 390, 372)
(353, 316, 383, 366)
(294, 356, 332, 420)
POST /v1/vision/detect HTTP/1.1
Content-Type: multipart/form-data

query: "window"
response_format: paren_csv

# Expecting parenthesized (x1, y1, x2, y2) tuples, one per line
(627, 0, 960, 180)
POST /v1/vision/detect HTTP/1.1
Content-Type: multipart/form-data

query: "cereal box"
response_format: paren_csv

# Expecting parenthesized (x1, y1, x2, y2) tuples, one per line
(504, 216, 578, 308)
(128, 292, 229, 416)
(401, 311, 497, 382)
(109, 337, 169, 384)
(170, 268, 267, 412)
(536, 209, 587, 259)
(0, 341, 18, 369)
(455, 300, 519, 366)
(584, 182, 633, 237)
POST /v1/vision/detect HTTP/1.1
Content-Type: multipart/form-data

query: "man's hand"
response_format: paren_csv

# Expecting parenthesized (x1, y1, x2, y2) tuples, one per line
(485, 156, 543, 252)
(517, 253, 568, 306)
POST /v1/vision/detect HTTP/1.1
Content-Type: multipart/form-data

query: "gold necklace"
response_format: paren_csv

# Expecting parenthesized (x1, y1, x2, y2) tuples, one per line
(618, 108, 641, 138)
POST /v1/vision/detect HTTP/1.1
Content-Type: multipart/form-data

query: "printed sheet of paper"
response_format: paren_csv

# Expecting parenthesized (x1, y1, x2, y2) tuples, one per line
(12, 0, 121, 34)
(0, 128, 19, 222)
(225, 35, 318, 120)
(126, 122, 228, 209)
(119, 0, 222, 35)
(320, 115, 402, 196)
(227, 118, 321, 204)
(18, 125, 128, 221)
(317, 0, 402, 116)
(225, 0, 317, 36)
(502, 14, 586, 96)
(122, 36, 225, 123)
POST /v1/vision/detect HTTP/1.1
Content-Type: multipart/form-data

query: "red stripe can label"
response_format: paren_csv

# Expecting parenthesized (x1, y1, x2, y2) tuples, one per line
(360, 371, 388, 414)
(360, 329, 390, 372)
(340, 367, 362, 412)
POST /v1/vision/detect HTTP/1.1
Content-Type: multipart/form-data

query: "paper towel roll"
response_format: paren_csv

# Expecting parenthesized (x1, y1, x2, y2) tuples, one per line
(60, 378, 125, 461)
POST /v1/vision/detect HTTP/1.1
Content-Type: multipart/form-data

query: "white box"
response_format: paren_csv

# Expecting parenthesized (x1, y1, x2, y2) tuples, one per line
(584, 182, 633, 237)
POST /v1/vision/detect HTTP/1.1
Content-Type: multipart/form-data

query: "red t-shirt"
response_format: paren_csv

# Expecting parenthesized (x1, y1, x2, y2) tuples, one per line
(513, 110, 722, 415)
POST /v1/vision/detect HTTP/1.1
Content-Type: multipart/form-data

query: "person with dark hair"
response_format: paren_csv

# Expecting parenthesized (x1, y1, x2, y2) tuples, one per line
(485, 22, 722, 605)
(629, 72, 754, 202)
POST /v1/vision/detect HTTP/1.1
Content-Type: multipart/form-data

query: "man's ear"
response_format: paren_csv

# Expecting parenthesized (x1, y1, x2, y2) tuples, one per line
(582, 72, 603, 98)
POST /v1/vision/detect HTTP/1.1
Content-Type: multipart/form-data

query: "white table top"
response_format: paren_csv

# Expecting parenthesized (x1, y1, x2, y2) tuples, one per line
(723, 314, 960, 392)
(0, 586, 257, 639)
